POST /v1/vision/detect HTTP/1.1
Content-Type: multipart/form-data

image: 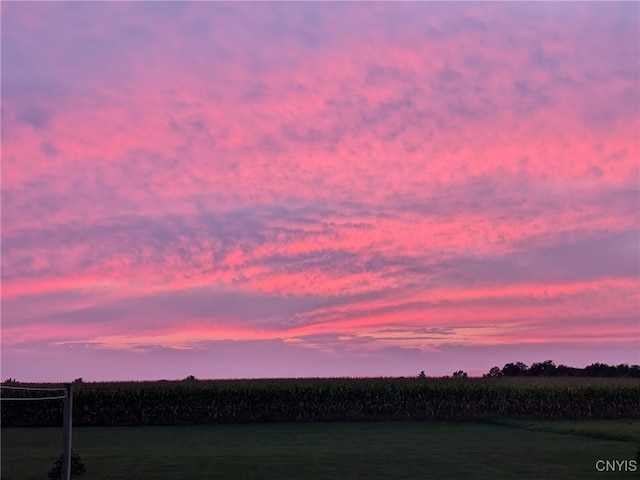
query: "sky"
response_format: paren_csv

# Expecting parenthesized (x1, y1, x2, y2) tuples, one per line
(1, 1, 639, 382)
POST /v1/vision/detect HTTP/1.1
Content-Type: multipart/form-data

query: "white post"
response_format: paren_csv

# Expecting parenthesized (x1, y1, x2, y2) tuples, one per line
(62, 383, 73, 480)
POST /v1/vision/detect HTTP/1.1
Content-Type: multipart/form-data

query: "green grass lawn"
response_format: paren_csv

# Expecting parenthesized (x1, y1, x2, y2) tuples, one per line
(2, 420, 639, 479)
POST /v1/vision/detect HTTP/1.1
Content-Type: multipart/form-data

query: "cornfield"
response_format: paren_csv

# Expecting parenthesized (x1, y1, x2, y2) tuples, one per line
(2, 377, 639, 427)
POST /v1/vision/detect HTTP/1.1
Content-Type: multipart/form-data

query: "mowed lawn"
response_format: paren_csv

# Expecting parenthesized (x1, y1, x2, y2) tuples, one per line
(2, 420, 639, 479)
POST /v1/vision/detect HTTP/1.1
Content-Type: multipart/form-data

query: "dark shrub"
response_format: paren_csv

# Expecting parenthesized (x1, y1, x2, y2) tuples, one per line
(47, 450, 86, 479)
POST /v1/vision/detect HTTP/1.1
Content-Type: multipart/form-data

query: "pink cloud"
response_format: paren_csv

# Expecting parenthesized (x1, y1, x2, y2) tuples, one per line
(2, 2, 638, 380)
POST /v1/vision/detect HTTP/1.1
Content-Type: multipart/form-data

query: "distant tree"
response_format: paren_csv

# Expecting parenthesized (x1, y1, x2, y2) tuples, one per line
(501, 362, 528, 377)
(556, 364, 580, 377)
(613, 364, 640, 378)
(73, 378, 84, 384)
(484, 367, 503, 377)
(584, 362, 636, 377)
(418, 371, 426, 378)
(483, 361, 639, 378)
(183, 375, 196, 382)
(3, 378, 19, 385)
(529, 360, 557, 377)
(452, 370, 468, 378)
(585, 363, 618, 377)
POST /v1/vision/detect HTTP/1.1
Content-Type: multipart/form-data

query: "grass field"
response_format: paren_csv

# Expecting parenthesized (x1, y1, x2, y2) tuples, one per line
(2, 420, 639, 479)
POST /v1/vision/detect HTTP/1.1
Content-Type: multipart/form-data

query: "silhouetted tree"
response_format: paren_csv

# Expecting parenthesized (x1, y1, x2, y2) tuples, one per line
(529, 360, 557, 377)
(501, 362, 528, 377)
(485, 361, 640, 378)
(556, 364, 580, 376)
(484, 367, 503, 377)
(452, 370, 468, 378)
(613, 364, 640, 378)
(585, 363, 617, 377)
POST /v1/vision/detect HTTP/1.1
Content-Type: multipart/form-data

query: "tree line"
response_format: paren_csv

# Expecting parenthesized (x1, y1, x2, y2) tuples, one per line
(483, 360, 640, 378)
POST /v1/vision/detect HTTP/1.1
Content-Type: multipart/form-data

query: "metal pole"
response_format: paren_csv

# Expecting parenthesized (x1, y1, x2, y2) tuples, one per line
(62, 383, 73, 480)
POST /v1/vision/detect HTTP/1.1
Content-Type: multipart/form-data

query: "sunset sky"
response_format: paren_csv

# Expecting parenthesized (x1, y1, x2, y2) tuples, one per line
(2, 1, 638, 381)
